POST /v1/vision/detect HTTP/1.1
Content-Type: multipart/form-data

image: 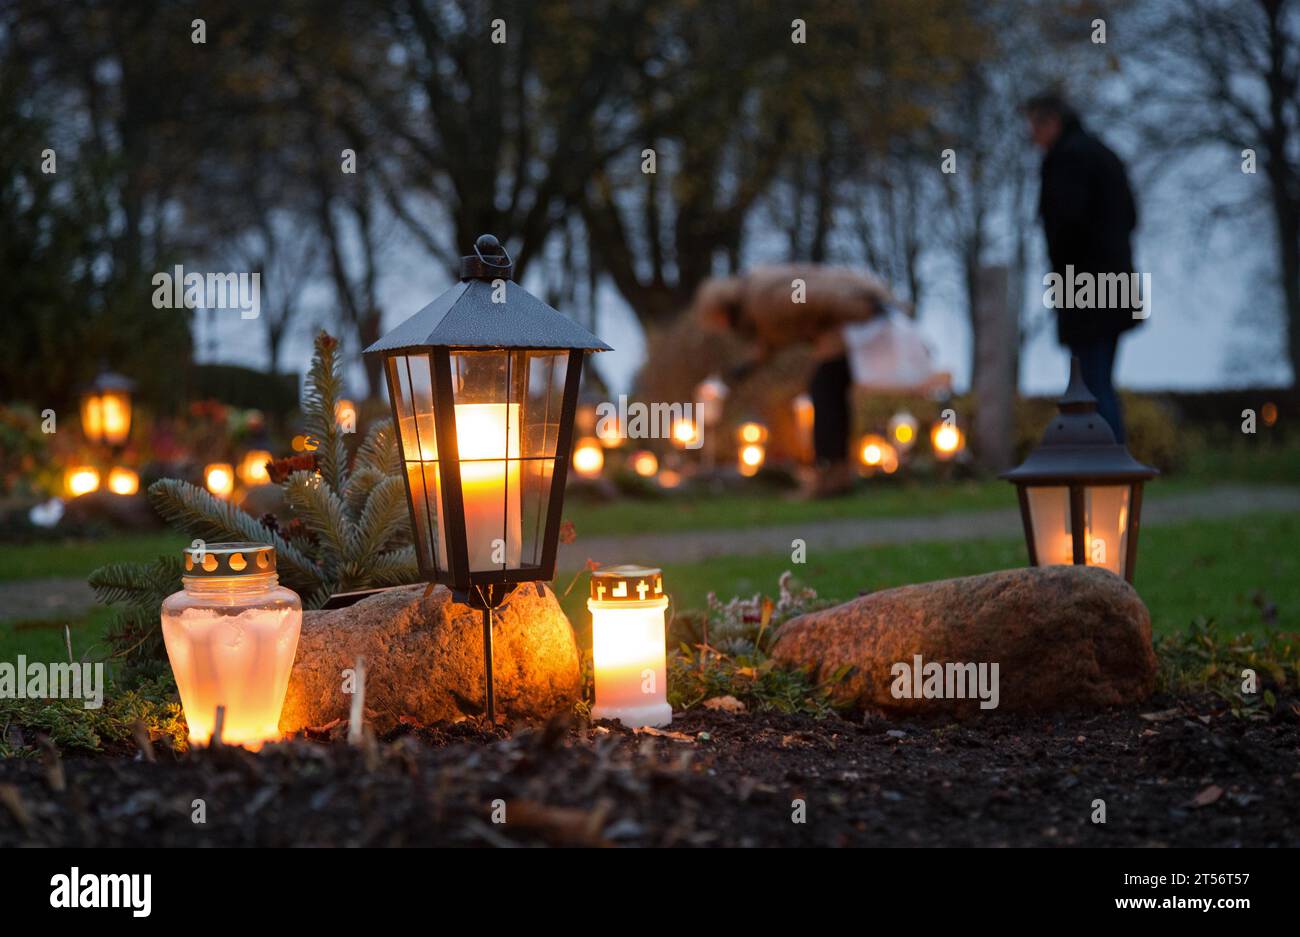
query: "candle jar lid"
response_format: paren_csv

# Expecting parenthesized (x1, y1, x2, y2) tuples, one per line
(183, 542, 277, 577)
(590, 564, 665, 603)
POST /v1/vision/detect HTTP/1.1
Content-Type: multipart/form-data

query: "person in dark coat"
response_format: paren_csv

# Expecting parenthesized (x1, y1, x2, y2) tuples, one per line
(1025, 92, 1141, 442)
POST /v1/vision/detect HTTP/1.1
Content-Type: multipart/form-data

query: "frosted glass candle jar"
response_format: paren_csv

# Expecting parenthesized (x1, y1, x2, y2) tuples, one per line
(589, 565, 672, 728)
(161, 542, 301, 750)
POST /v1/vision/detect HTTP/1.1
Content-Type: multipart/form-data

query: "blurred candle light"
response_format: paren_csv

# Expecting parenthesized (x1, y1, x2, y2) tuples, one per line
(237, 450, 273, 486)
(671, 416, 700, 449)
(572, 436, 605, 479)
(589, 565, 672, 729)
(334, 399, 357, 432)
(931, 422, 964, 461)
(888, 411, 919, 452)
(205, 463, 235, 500)
(737, 421, 769, 446)
(65, 466, 100, 497)
(106, 466, 139, 495)
(630, 450, 659, 478)
(738, 443, 766, 477)
(657, 469, 683, 489)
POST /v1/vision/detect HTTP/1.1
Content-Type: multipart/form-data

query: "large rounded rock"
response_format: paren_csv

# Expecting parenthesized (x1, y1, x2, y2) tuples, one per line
(770, 566, 1156, 715)
(279, 582, 581, 731)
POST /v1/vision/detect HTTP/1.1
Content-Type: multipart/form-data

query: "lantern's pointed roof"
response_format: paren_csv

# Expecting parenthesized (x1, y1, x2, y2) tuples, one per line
(1000, 356, 1157, 483)
(364, 235, 611, 354)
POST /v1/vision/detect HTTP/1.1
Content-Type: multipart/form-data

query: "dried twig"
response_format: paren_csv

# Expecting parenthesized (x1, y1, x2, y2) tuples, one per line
(348, 656, 367, 747)
(212, 705, 226, 747)
(38, 735, 66, 792)
(132, 720, 157, 763)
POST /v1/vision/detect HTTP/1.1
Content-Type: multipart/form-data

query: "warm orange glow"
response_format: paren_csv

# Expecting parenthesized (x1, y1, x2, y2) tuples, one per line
(889, 411, 918, 450)
(739, 443, 765, 477)
(573, 437, 605, 479)
(81, 391, 132, 447)
(162, 600, 301, 750)
(590, 596, 672, 728)
(1262, 401, 1278, 427)
(630, 450, 658, 477)
(237, 450, 273, 485)
(671, 417, 700, 448)
(334, 399, 357, 430)
(106, 466, 139, 495)
(792, 393, 815, 464)
(859, 434, 888, 467)
(452, 403, 521, 570)
(657, 469, 683, 489)
(65, 466, 100, 497)
(931, 422, 964, 460)
(205, 463, 235, 499)
(595, 417, 624, 448)
(737, 421, 768, 445)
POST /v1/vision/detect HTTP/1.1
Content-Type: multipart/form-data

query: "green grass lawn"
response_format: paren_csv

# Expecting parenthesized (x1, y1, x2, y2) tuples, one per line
(560, 439, 1300, 537)
(0, 532, 185, 582)
(557, 511, 1300, 645)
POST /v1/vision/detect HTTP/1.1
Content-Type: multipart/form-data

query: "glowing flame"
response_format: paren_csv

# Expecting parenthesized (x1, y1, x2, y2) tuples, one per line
(931, 422, 964, 460)
(630, 450, 658, 477)
(65, 466, 100, 497)
(205, 463, 235, 499)
(573, 437, 605, 479)
(106, 466, 139, 495)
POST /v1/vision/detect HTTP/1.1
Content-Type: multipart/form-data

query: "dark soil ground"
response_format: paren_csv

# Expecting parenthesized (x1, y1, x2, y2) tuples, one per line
(1, 692, 1297, 847)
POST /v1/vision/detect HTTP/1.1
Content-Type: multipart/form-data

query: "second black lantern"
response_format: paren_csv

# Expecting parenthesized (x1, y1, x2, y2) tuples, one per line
(1001, 357, 1157, 583)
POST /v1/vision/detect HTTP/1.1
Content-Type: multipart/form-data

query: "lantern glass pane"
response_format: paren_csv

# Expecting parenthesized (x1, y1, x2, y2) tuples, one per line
(450, 351, 525, 572)
(1083, 484, 1131, 578)
(1026, 485, 1073, 566)
(388, 354, 445, 576)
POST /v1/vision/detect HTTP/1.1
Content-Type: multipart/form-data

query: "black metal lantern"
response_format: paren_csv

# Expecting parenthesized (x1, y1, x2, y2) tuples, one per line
(1001, 357, 1157, 583)
(364, 234, 610, 718)
(80, 368, 135, 449)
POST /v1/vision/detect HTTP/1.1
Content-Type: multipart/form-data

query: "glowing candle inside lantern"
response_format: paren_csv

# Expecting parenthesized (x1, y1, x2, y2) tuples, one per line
(1026, 485, 1131, 576)
(589, 565, 672, 728)
(445, 403, 521, 571)
(161, 543, 301, 751)
(82, 390, 132, 447)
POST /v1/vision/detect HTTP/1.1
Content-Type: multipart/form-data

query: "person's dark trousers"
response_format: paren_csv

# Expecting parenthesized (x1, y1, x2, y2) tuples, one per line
(1068, 334, 1125, 443)
(809, 355, 852, 463)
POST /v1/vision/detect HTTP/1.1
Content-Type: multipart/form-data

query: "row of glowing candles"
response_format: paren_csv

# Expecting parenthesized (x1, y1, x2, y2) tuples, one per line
(570, 408, 966, 482)
(65, 400, 362, 501)
(63, 452, 273, 500)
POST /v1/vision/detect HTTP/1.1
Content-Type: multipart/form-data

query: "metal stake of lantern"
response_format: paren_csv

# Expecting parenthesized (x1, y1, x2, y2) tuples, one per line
(365, 234, 611, 721)
(1001, 357, 1157, 583)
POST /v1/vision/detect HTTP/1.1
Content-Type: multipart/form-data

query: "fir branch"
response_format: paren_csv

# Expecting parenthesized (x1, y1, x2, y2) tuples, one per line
(353, 475, 411, 560)
(282, 470, 356, 583)
(302, 331, 349, 495)
(366, 547, 419, 586)
(354, 422, 401, 477)
(88, 556, 183, 608)
(147, 478, 320, 594)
